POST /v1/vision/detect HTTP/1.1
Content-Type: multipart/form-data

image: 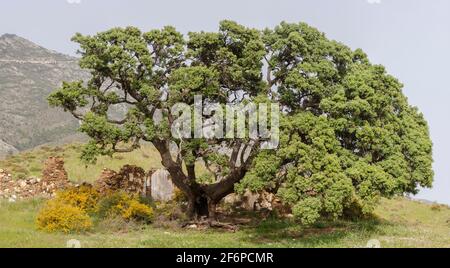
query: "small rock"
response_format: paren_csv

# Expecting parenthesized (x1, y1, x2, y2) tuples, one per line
(18, 180, 27, 188)
(187, 224, 198, 229)
(8, 197, 16, 203)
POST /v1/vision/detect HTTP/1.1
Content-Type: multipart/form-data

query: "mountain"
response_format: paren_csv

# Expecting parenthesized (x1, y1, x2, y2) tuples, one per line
(0, 139, 18, 157)
(0, 34, 88, 158)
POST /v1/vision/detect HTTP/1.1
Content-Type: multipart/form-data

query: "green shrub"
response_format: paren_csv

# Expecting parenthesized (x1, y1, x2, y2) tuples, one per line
(154, 201, 187, 222)
(16, 173, 28, 180)
(292, 198, 322, 225)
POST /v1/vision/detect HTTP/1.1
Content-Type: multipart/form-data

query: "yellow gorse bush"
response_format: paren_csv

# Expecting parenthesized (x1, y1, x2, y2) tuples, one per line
(97, 192, 154, 223)
(36, 186, 154, 233)
(118, 199, 154, 221)
(36, 200, 92, 233)
(54, 185, 100, 213)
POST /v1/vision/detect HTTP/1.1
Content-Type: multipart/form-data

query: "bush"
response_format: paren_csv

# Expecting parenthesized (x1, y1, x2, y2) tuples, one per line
(96, 192, 154, 223)
(36, 187, 153, 233)
(16, 173, 28, 180)
(292, 198, 322, 225)
(153, 201, 187, 223)
(430, 204, 449, 211)
(119, 199, 154, 222)
(54, 185, 100, 213)
(173, 188, 188, 203)
(36, 201, 92, 233)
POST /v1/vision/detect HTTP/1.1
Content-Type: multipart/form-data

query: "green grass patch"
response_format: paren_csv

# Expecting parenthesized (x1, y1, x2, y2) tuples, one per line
(0, 198, 449, 248)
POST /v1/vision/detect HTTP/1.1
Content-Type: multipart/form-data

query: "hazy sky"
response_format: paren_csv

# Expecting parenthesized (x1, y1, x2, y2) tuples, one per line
(1, 0, 449, 204)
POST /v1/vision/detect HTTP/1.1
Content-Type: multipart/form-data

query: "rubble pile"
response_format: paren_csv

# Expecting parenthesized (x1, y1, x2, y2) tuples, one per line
(95, 165, 153, 197)
(225, 191, 291, 214)
(40, 157, 71, 194)
(0, 157, 71, 201)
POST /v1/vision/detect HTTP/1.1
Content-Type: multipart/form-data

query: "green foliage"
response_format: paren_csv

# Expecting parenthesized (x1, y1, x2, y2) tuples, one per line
(48, 81, 89, 112)
(292, 197, 322, 225)
(49, 21, 433, 225)
(239, 22, 432, 224)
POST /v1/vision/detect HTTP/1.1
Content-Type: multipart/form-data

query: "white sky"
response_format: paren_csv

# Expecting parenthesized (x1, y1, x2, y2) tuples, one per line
(1, 0, 449, 204)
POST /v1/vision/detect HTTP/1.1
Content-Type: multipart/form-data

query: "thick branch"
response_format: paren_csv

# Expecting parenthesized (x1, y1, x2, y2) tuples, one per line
(153, 140, 197, 198)
(206, 141, 260, 202)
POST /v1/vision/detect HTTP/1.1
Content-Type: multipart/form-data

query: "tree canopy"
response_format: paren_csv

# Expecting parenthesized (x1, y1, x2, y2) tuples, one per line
(49, 21, 433, 224)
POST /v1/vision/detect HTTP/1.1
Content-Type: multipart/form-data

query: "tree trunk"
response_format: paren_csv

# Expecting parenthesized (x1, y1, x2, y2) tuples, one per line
(187, 193, 217, 220)
(153, 140, 254, 221)
(177, 170, 247, 220)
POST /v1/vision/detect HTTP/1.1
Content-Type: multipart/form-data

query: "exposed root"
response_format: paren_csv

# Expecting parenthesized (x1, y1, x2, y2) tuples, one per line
(182, 219, 239, 232)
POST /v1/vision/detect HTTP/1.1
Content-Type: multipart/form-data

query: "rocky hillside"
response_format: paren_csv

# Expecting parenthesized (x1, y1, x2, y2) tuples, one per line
(0, 34, 88, 157)
(0, 139, 18, 156)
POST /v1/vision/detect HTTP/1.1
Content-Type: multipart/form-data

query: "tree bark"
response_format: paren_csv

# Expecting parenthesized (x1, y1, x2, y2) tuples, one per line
(153, 139, 254, 220)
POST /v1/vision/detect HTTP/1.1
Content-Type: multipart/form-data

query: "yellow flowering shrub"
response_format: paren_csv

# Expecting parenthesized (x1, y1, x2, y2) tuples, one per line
(54, 185, 100, 213)
(36, 186, 153, 233)
(118, 199, 154, 222)
(173, 188, 187, 202)
(96, 192, 154, 223)
(36, 201, 92, 233)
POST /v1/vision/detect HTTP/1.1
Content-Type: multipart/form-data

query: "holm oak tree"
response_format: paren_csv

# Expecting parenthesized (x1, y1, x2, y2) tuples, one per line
(48, 21, 433, 223)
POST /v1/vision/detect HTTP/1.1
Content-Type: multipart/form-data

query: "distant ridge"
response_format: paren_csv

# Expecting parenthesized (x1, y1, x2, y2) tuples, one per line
(0, 34, 88, 157)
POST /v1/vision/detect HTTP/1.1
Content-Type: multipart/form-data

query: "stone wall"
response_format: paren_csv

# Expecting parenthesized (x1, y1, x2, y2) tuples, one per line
(0, 157, 71, 201)
(151, 169, 174, 201)
(94, 166, 176, 202)
(94, 165, 152, 197)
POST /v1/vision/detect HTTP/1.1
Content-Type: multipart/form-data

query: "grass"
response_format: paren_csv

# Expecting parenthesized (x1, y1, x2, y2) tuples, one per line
(0, 142, 209, 184)
(0, 143, 164, 184)
(1, 144, 449, 248)
(0, 197, 449, 248)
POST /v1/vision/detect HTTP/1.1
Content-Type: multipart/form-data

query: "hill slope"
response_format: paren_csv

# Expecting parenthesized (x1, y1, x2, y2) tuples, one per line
(0, 34, 87, 157)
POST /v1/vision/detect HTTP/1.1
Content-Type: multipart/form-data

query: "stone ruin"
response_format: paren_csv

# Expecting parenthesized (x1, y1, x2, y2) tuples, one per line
(1, 156, 285, 213)
(0, 157, 71, 201)
(224, 191, 290, 214)
(94, 165, 176, 201)
(40, 156, 71, 193)
(0, 155, 178, 203)
(151, 169, 174, 202)
(94, 165, 152, 196)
